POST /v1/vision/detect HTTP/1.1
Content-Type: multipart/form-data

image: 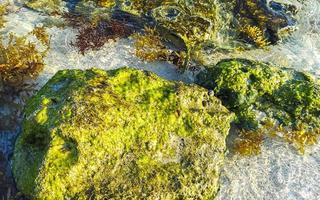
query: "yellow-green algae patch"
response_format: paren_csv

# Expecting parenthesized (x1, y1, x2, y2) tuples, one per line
(197, 59, 320, 153)
(13, 67, 234, 199)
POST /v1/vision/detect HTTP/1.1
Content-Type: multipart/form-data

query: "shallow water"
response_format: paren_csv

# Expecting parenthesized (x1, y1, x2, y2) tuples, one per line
(0, 0, 320, 199)
(203, 0, 320, 77)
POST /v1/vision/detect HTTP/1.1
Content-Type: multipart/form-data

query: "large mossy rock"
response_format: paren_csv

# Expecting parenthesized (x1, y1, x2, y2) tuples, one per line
(13, 68, 234, 199)
(196, 59, 320, 130)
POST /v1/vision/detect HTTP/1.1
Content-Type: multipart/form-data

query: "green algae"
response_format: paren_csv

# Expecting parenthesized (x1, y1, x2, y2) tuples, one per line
(26, 0, 64, 14)
(196, 58, 320, 132)
(197, 59, 287, 129)
(13, 67, 234, 199)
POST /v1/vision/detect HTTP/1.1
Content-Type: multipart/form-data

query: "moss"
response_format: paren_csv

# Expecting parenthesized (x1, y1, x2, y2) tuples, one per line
(271, 77, 320, 128)
(196, 59, 320, 153)
(118, 0, 163, 16)
(118, 1, 294, 51)
(74, 0, 114, 23)
(13, 67, 234, 199)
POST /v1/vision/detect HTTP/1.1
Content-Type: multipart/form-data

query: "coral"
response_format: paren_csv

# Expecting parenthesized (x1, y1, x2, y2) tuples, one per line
(13, 67, 234, 199)
(196, 59, 320, 154)
(283, 126, 319, 154)
(0, 12, 50, 87)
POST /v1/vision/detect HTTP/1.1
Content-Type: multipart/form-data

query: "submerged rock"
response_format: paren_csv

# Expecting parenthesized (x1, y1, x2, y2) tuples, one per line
(235, 0, 296, 44)
(117, 0, 296, 48)
(73, 0, 296, 67)
(25, 0, 66, 14)
(196, 59, 320, 131)
(13, 67, 233, 199)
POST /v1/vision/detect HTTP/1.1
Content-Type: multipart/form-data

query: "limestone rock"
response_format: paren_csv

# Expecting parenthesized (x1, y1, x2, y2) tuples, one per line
(13, 67, 234, 199)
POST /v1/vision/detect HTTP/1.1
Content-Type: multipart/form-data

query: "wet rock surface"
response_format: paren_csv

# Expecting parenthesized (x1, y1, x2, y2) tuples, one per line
(0, 134, 20, 200)
(13, 68, 233, 199)
(196, 58, 320, 131)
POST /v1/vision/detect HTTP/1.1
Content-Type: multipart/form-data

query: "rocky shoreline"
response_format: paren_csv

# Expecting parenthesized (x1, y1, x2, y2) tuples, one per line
(0, 0, 320, 199)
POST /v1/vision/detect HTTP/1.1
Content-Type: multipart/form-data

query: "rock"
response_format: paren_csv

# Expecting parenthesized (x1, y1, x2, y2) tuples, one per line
(64, 0, 295, 51)
(234, 0, 296, 44)
(117, 0, 295, 47)
(25, 0, 66, 14)
(196, 59, 320, 130)
(13, 67, 234, 199)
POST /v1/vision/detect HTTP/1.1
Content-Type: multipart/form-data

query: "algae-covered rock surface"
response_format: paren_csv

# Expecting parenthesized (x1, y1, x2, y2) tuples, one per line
(26, 0, 296, 51)
(13, 67, 233, 199)
(196, 59, 320, 131)
(117, 0, 295, 47)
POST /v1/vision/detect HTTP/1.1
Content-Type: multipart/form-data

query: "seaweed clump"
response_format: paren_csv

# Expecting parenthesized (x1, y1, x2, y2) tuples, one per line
(70, 17, 133, 54)
(31, 26, 51, 47)
(0, 25, 50, 88)
(239, 25, 270, 48)
(133, 27, 187, 68)
(197, 59, 320, 154)
(13, 67, 234, 199)
(235, 0, 296, 46)
(133, 27, 170, 62)
(233, 129, 263, 156)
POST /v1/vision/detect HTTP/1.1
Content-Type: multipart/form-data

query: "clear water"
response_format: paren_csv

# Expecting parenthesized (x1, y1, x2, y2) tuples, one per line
(203, 0, 320, 77)
(0, 0, 320, 199)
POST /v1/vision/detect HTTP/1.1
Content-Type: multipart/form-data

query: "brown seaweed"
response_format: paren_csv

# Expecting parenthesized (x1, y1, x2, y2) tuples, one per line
(133, 27, 187, 68)
(71, 19, 133, 54)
